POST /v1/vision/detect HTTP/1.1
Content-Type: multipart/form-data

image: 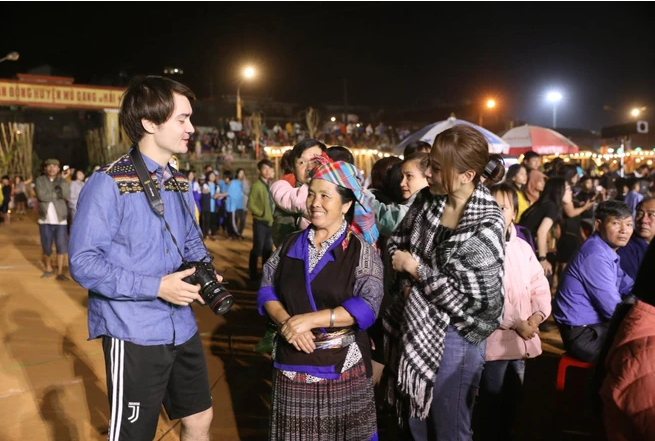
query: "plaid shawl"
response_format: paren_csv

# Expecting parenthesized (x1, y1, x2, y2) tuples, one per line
(383, 184, 505, 421)
(310, 155, 379, 246)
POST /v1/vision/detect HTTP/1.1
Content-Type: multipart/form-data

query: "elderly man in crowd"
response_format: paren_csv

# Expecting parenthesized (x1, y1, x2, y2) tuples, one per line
(617, 197, 655, 281)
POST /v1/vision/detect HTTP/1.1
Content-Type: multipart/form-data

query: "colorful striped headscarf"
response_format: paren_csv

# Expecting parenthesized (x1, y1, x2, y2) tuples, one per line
(310, 154, 379, 246)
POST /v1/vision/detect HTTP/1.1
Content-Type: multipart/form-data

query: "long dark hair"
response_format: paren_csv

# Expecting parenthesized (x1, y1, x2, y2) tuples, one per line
(558, 164, 579, 186)
(506, 164, 528, 191)
(519, 176, 566, 223)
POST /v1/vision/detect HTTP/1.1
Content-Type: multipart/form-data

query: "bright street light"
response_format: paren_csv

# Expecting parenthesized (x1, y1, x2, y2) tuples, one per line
(236, 66, 256, 122)
(478, 98, 497, 127)
(0, 51, 20, 63)
(631, 106, 646, 118)
(330, 117, 336, 122)
(546, 91, 563, 128)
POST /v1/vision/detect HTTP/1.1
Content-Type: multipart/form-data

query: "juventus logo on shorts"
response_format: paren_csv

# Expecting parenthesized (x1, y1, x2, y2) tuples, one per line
(127, 402, 141, 423)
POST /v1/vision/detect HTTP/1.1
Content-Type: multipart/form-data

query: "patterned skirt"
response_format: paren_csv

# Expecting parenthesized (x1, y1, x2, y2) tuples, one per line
(269, 360, 378, 440)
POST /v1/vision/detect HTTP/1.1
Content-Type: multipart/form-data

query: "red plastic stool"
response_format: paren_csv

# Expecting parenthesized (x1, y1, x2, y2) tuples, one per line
(556, 353, 594, 391)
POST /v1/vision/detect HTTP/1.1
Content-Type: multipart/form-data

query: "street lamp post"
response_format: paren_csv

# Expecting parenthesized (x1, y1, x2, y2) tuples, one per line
(0, 51, 20, 64)
(236, 67, 255, 122)
(478, 99, 496, 127)
(547, 91, 562, 128)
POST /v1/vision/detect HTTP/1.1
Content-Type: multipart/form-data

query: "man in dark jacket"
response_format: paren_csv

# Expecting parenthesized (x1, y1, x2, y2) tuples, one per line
(247, 159, 275, 282)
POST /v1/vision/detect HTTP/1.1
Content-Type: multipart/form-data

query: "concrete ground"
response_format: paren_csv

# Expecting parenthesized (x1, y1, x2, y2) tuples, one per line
(0, 211, 607, 440)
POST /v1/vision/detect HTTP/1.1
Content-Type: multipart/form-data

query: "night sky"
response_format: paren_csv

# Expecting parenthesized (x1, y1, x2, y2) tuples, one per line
(1, 2, 653, 131)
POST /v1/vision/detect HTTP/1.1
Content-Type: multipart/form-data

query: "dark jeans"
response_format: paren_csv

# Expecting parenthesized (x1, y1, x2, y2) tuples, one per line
(408, 326, 486, 441)
(478, 359, 526, 441)
(249, 219, 273, 280)
(201, 211, 217, 237)
(226, 209, 246, 238)
(216, 200, 227, 232)
(558, 322, 609, 362)
(236, 209, 246, 236)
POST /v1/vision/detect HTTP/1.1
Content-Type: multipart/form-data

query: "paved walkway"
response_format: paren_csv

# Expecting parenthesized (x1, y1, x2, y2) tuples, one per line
(0, 211, 606, 440)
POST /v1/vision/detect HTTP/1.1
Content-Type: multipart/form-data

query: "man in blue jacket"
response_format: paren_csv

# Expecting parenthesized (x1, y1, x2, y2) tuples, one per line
(69, 76, 219, 440)
(553, 200, 634, 362)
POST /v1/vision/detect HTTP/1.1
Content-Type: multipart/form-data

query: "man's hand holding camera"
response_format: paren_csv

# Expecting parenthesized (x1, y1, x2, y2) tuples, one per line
(157, 267, 224, 306)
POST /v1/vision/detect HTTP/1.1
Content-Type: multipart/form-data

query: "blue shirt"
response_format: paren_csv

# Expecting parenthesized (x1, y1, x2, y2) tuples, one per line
(225, 179, 243, 212)
(217, 179, 229, 194)
(624, 190, 644, 219)
(617, 234, 649, 281)
(69, 152, 207, 346)
(203, 181, 217, 212)
(553, 233, 634, 326)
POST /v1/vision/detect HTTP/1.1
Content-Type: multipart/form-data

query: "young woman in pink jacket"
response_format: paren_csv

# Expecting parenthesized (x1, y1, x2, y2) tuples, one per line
(477, 183, 552, 441)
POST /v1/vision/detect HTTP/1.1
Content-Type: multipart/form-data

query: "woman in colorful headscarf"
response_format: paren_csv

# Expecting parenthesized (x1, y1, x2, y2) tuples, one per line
(257, 157, 384, 440)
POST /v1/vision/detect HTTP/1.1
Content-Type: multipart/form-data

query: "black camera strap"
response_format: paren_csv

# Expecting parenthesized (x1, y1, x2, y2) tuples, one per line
(129, 146, 194, 265)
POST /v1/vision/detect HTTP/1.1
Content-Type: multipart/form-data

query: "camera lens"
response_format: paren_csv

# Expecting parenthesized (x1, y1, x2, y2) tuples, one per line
(202, 284, 234, 315)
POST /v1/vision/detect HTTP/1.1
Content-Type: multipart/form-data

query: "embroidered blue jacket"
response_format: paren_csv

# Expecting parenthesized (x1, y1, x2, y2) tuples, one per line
(69, 151, 207, 345)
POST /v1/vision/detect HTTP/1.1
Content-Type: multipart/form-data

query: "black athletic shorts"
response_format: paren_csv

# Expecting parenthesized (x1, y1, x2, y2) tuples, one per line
(102, 332, 212, 440)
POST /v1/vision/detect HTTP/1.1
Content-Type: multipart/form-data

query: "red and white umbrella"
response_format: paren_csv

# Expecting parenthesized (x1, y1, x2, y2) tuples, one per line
(501, 125, 579, 156)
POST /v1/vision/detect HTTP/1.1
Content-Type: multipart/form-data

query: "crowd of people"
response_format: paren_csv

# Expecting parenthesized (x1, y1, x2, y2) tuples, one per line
(4, 74, 654, 440)
(186, 115, 417, 165)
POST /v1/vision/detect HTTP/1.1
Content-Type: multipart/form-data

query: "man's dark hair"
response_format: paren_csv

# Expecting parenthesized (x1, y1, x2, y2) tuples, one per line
(636, 196, 655, 212)
(327, 146, 355, 164)
(257, 159, 274, 171)
(523, 150, 540, 162)
(403, 140, 431, 158)
(222, 170, 234, 181)
(119, 75, 196, 144)
(595, 199, 632, 222)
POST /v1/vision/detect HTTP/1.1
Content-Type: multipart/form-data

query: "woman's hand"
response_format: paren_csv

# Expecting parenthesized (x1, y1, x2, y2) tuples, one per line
(280, 314, 317, 353)
(527, 313, 543, 328)
(289, 331, 316, 354)
(515, 320, 539, 341)
(391, 250, 419, 276)
(540, 259, 553, 276)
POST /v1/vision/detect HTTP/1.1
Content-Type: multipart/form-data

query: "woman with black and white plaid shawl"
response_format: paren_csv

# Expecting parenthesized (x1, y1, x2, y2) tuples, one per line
(383, 125, 506, 440)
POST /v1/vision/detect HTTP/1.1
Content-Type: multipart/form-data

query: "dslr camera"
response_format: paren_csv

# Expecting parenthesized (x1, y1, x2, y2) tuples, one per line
(177, 260, 233, 315)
